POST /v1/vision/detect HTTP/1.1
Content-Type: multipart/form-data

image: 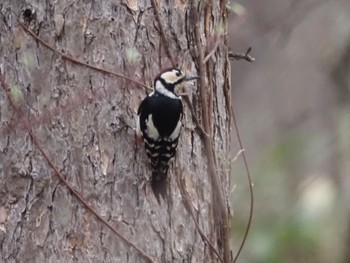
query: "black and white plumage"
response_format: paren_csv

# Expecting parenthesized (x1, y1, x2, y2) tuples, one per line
(137, 68, 198, 202)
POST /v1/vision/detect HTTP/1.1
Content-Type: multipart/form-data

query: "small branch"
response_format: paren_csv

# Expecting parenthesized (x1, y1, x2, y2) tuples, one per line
(228, 47, 255, 62)
(0, 72, 155, 263)
(150, 0, 176, 67)
(230, 149, 245, 165)
(17, 20, 151, 90)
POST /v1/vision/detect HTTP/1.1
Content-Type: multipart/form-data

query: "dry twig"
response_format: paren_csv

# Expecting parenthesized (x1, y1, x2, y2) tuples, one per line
(17, 21, 150, 90)
(228, 47, 255, 62)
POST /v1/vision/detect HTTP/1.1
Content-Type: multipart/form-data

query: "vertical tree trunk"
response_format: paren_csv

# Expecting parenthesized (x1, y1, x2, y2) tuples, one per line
(0, 1, 232, 262)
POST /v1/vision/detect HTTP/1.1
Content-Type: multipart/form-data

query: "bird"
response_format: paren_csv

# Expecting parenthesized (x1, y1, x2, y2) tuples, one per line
(136, 68, 199, 203)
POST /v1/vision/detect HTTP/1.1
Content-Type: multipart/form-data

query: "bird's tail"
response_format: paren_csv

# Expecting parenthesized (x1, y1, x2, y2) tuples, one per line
(151, 164, 168, 204)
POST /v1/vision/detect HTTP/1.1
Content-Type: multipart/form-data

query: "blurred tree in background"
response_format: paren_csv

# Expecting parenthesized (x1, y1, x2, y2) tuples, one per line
(229, 0, 350, 262)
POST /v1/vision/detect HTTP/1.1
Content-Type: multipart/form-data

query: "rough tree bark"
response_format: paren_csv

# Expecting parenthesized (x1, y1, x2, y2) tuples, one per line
(0, 1, 232, 262)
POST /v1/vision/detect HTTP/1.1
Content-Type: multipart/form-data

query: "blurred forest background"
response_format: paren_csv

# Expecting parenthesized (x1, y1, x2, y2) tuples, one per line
(228, 0, 350, 262)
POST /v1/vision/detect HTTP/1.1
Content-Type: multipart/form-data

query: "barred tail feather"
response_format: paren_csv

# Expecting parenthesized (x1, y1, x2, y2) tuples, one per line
(145, 138, 179, 204)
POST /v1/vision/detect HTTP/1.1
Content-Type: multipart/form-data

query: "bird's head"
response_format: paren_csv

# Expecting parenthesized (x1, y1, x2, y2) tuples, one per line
(154, 68, 199, 97)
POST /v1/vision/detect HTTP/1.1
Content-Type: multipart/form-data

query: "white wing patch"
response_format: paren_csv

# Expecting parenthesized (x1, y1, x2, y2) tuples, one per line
(169, 115, 182, 140)
(145, 114, 160, 140)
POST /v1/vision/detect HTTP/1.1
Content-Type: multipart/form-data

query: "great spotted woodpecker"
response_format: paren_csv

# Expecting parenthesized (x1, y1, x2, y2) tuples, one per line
(137, 68, 199, 202)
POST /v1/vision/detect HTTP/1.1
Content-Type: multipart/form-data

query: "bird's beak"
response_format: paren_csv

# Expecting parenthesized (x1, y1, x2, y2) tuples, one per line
(184, 76, 200, 82)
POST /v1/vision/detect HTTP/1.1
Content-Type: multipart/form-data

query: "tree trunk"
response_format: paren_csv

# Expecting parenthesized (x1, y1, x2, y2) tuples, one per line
(0, 1, 232, 262)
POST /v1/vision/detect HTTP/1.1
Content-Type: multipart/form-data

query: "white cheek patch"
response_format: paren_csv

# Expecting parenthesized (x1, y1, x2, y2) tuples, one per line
(161, 71, 177, 84)
(146, 114, 160, 140)
(169, 116, 182, 140)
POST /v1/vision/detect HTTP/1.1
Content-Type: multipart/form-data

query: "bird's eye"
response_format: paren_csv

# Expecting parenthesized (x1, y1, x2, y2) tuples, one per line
(176, 72, 181, 77)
